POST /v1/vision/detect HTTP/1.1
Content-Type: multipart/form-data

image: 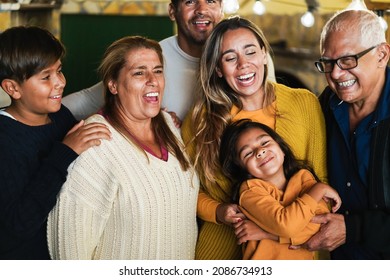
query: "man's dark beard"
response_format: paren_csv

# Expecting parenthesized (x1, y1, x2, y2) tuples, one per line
(177, 25, 208, 47)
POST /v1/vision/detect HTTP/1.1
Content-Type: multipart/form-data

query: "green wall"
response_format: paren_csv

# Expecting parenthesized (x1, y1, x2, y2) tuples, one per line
(60, 14, 173, 95)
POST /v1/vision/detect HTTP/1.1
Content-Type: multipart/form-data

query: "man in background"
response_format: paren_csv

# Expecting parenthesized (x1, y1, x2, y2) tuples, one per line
(62, 0, 276, 122)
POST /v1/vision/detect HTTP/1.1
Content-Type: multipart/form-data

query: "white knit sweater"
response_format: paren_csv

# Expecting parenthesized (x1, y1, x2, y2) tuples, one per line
(47, 113, 199, 259)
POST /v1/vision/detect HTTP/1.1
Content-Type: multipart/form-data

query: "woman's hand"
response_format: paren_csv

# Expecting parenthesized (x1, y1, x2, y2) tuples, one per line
(216, 203, 246, 226)
(162, 108, 182, 128)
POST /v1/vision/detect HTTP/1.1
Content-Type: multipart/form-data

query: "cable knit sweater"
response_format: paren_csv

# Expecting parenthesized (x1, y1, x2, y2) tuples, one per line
(48, 113, 199, 260)
(181, 83, 327, 260)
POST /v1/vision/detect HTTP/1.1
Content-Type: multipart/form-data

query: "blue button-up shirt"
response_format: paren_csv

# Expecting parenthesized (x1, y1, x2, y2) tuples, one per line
(324, 67, 390, 259)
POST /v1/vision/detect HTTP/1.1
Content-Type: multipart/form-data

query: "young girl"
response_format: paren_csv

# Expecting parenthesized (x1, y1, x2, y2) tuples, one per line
(219, 119, 341, 260)
(0, 26, 111, 259)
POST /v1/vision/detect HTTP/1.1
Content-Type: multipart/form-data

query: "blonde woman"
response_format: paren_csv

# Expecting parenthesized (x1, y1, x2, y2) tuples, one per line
(182, 17, 327, 260)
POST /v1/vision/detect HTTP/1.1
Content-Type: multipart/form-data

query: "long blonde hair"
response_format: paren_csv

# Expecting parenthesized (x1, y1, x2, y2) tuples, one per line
(189, 17, 275, 190)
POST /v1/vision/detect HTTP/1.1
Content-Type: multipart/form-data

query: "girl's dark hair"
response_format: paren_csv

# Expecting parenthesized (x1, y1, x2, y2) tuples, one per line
(0, 26, 65, 84)
(219, 119, 318, 202)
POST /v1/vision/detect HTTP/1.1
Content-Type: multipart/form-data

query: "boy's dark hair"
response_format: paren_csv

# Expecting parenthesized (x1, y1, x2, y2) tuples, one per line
(219, 119, 319, 202)
(0, 26, 65, 84)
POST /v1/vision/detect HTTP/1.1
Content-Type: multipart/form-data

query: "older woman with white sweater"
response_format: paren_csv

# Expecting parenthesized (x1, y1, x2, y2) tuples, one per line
(47, 36, 199, 260)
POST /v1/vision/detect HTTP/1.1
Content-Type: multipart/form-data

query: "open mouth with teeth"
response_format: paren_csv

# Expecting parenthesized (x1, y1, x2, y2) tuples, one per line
(237, 73, 255, 84)
(258, 155, 274, 168)
(144, 92, 159, 102)
(50, 95, 61, 100)
(193, 20, 211, 29)
(338, 79, 356, 88)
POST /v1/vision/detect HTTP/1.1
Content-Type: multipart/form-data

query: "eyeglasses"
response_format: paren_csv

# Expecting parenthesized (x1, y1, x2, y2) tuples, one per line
(314, 45, 379, 73)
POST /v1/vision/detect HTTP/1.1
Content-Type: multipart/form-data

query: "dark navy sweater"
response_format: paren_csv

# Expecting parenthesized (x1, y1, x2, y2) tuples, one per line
(0, 105, 78, 259)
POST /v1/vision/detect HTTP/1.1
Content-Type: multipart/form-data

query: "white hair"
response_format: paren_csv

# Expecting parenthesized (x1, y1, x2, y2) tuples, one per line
(320, 9, 386, 53)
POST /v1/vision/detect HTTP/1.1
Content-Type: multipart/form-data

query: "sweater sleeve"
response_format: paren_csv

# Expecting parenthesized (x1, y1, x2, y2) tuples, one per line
(239, 180, 319, 239)
(197, 190, 220, 223)
(275, 85, 328, 184)
(47, 143, 114, 260)
(304, 93, 328, 184)
(280, 199, 329, 245)
(47, 185, 108, 260)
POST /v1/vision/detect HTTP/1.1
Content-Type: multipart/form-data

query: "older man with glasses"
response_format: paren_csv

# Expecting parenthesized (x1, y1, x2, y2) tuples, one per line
(315, 45, 379, 74)
(294, 9, 390, 260)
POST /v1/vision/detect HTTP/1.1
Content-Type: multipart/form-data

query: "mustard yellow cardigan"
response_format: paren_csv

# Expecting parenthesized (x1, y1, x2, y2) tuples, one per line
(181, 83, 327, 260)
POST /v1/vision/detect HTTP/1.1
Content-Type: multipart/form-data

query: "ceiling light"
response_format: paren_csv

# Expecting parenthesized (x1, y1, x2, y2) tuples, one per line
(253, 0, 266, 16)
(301, 10, 315, 27)
(223, 0, 239, 14)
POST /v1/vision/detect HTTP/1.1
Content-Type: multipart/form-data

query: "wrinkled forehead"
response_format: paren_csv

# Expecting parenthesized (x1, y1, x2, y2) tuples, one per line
(321, 25, 362, 55)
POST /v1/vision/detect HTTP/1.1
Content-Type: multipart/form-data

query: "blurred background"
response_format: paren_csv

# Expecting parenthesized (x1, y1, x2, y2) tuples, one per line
(0, 0, 389, 98)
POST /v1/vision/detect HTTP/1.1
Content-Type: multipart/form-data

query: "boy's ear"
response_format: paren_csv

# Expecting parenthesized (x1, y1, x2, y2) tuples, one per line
(1, 79, 21, 100)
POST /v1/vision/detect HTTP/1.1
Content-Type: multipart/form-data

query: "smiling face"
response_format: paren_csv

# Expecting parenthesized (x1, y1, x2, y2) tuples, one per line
(109, 48, 164, 121)
(216, 27, 267, 104)
(8, 59, 65, 123)
(169, 0, 223, 48)
(236, 127, 285, 185)
(322, 28, 384, 104)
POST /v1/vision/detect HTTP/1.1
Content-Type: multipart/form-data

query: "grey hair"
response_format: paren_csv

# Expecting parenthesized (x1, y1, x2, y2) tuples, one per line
(320, 9, 386, 53)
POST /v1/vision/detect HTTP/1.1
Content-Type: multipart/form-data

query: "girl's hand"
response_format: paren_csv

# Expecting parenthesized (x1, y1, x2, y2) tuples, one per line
(233, 219, 277, 244)
(309, 182, 342, 213)
(322, 187, 342, 213)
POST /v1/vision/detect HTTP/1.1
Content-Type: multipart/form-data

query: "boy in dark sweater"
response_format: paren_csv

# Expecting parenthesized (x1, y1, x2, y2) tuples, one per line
(0, 26, 111, 259)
